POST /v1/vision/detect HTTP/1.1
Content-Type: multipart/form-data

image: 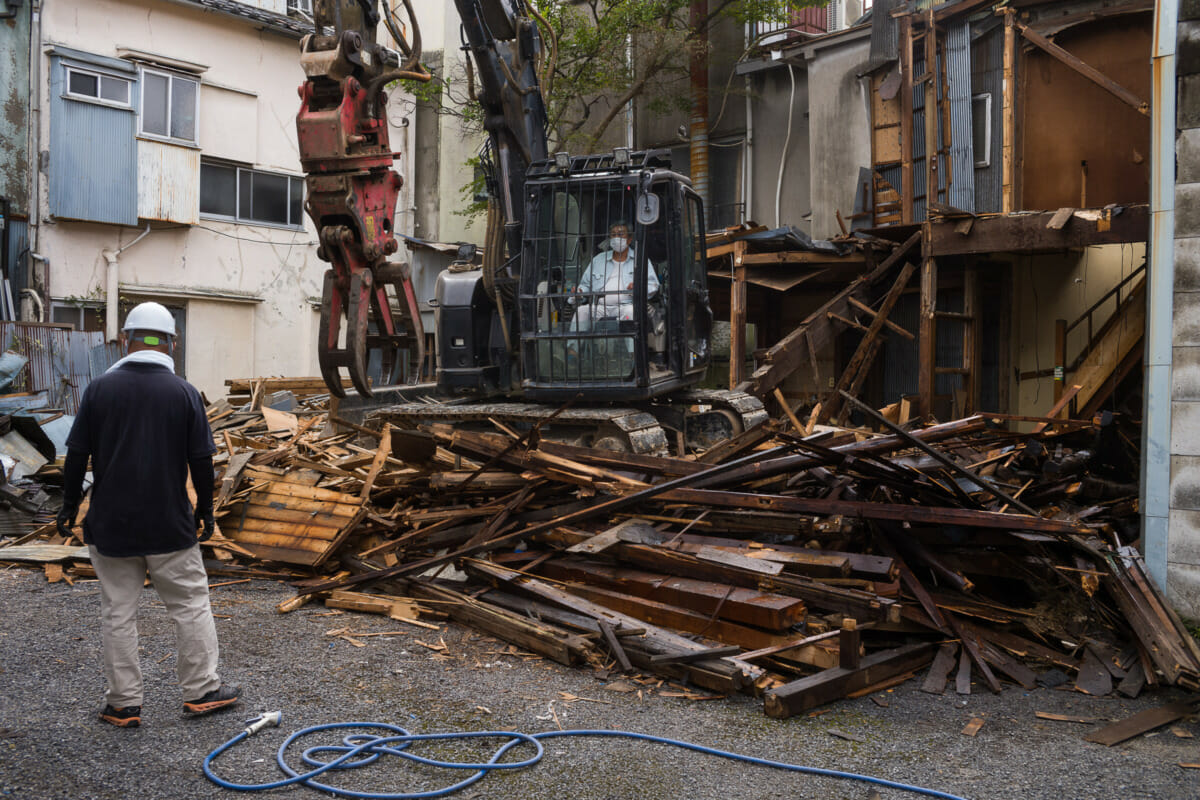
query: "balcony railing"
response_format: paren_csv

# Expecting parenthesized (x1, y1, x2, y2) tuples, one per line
(750, 5, 829, 47)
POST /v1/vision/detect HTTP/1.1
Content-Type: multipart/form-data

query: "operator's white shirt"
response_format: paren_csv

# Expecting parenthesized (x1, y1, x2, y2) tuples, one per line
(574, 248, 659, 326)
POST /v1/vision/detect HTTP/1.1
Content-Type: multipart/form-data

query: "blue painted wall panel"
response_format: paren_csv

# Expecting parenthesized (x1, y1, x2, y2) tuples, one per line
(48, 55, 138, 226)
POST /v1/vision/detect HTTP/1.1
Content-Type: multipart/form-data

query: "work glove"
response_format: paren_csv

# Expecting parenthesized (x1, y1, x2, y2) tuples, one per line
(56, 501, 79, 538)
(195, 508, 215, 542)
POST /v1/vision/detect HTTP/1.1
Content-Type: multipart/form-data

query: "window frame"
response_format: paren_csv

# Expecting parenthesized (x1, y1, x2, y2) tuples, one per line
(63, 65, 132, 110)
(287, 0, 314, 15)
(972, 92, 992, 169)
(199, 160, 307, 230)
(138, 66, 200, 145)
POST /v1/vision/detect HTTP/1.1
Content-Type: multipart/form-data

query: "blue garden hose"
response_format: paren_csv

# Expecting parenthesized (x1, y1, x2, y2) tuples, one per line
(204, 712, 970, 800)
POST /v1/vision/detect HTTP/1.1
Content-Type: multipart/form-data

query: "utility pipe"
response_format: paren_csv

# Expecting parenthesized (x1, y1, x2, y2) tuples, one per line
(101, 223, 152, 342)
(1141, 0, 1178, 590)
(26, 0, 44, 321)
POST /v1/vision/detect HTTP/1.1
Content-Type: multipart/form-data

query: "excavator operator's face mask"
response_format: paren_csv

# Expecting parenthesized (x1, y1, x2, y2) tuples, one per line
(609, 228, 630, 254)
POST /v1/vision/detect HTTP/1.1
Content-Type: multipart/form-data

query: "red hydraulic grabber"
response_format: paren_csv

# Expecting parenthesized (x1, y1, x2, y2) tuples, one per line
(296, 0, 429, 397)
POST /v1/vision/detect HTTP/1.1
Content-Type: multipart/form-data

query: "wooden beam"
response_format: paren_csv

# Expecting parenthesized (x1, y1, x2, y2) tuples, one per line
(1018, 23, 1149, 116)
(927, 204, 1149, 257)
(1002, 9, 1016, 213)
(764, 642, 937, 717)
(900, 15, 915, 223)
(823, 261, 917, 423)
(918, 230, 936, 418)
(730, 240, 748, 389)
(743, 231, 922, 398)
(848, 296, 915, 340)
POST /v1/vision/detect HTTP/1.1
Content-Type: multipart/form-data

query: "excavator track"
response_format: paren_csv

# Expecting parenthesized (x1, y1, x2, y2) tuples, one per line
(374, 389, 767, 457)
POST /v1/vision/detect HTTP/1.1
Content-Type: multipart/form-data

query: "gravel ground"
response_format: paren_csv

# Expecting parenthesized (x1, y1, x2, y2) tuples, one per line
(0, 567, 1197, 800)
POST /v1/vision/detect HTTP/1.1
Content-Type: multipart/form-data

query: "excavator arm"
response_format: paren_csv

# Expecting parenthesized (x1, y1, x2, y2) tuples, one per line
(453, 0, 549, 293)
(297, 0, 430, 397)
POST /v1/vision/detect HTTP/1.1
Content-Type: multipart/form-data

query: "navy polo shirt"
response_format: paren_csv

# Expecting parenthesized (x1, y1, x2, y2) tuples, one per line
(66, 362, 216, 557)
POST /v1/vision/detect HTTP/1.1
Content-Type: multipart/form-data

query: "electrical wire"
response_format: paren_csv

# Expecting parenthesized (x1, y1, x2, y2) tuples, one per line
(204, 718, 972, 800)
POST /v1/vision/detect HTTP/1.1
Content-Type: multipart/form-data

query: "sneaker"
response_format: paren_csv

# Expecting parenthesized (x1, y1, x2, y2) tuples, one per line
(183, 684, 241, 715)
(99, 705, 141, 728)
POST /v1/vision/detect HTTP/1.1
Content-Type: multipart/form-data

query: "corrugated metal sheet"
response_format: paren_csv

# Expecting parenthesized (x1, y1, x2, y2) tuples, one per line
(946, 22, 975, 212)
(868, 0, 902, 71)
(971, 27, 1004, 214)
(5, 218, 29, 312)
(138, 139, 201, 224)
(911, 54, 950, 220)
(48, 54, 138, 226)
(0, 323, 120, 414)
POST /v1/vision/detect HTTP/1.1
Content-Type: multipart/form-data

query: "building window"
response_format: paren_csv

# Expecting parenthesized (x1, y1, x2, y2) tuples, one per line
(200, 162, 305, 228)
(51, 302, 105, 332)
(287, 0, 313, 15)
(972, 93, 992, 169)
(140, 67, 198, 144)
(65, 67, 131, 107)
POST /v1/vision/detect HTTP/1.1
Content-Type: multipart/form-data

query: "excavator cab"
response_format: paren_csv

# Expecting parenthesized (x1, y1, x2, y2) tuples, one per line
(519, 150, 712, 403)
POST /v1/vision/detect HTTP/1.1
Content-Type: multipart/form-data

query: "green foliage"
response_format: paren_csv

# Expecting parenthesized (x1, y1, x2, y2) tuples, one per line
(531, 0, 823, 150)
(454, 156, 490, 222)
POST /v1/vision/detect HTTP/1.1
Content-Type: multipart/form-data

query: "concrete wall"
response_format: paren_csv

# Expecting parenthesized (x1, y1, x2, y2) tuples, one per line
(0, 0, 30, 212)
(806, 35, 870, 240)
(744, 62, 811, 232)
(1168, 4, 1200, 617)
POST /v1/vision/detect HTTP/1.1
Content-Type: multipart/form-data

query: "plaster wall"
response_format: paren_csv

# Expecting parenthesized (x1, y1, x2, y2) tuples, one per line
(1008, 243, 1145, 421)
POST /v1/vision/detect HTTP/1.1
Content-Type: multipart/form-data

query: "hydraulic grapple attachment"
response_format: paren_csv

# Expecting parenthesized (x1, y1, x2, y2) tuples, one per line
(296, 2, 428, 397)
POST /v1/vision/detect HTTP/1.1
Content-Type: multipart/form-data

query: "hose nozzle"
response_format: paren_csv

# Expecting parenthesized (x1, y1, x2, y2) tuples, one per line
(243, 711, 282, 737)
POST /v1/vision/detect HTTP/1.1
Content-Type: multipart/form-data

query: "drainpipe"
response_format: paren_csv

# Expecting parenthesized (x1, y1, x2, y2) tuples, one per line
(26, 0, 45, 321)
(1141, 0, 1177, 590)
(101, 223, 152, 342)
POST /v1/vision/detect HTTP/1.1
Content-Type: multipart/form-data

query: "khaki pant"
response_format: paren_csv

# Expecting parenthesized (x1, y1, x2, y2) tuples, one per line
(88, 544, 220, 708)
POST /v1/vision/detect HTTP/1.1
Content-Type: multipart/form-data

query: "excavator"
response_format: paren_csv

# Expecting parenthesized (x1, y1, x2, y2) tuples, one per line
(297, 0, 765, 454)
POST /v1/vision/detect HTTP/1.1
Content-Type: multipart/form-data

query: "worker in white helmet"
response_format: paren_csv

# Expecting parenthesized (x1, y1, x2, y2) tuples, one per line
(57, 301, 240, 728)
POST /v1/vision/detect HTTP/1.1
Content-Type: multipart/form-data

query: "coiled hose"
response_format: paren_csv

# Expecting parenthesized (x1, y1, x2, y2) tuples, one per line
(203, 715, 970, 800)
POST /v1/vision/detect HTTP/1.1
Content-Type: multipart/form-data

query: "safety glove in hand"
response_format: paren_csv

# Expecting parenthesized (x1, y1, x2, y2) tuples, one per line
(56, 501, 79, 538)
(195, 508, 215, 542)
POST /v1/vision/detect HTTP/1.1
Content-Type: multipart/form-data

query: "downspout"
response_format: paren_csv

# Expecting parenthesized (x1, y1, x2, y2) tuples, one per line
(101, 223, 152, 342)
(25, 0, 44, 321)
(1141, 0, 1177, 590)
(744, 71, 753, 222)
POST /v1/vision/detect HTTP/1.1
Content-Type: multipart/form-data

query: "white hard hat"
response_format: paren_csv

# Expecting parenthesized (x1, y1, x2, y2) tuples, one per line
(122, 302, 176, 337)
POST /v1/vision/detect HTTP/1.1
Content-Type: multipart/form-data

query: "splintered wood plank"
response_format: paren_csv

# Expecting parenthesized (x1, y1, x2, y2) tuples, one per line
(921, 642, 959, 694)
(764, 642, 936, 718)
(257, 480, 366, 505)
(225, 507, 366, 568)
(225, 513, 343, 540)
(1074, 648, 1113, 696)
(247, 490, 361, 517)
(242, 503, 357, 528)
(1085, 701, 1199, 747)
(955, 648, 972, 695)
(538, 558, 805, 630)
(961, 718, 985, 737)
(557, 582, 797, 651)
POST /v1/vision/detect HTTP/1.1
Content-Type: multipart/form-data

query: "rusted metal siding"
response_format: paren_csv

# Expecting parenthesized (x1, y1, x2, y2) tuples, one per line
(0, 1, 31, 212)
(137, 139, 201, 224)
(946, 22, 975, 212)
(47, 49, 138, 226)
(0, 323, 119, 414)
(971, 25, 1004, 215)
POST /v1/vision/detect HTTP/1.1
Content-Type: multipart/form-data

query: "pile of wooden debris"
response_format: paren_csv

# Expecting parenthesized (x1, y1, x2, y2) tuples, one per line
(4, 377, 1199, 724)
